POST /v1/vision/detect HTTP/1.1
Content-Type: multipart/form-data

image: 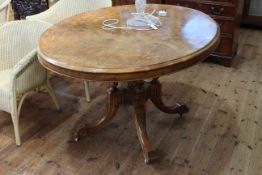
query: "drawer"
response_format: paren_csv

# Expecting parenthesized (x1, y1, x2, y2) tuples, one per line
(147, 0, 163, 3)
(112, 0, 133, 5)
(198, 3, 236, 17)
(125, 0, 135, 4)
(170, 1, 200, 9)
(166, 0, 237, 5)
(166, 1, 236, 17)
(215, 19, 236, 34)
(205, 0, 237, 3)
(215, 36, 234, 55)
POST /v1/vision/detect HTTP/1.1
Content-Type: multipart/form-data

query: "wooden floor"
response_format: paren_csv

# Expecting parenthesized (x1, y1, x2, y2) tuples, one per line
(0, 28, 261, 175)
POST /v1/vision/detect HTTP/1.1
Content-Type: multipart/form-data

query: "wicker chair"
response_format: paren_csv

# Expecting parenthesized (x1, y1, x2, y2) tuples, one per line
(0, 0, 11, 23)
(0, 20, 60, 145)
(26, 0, 113, 102)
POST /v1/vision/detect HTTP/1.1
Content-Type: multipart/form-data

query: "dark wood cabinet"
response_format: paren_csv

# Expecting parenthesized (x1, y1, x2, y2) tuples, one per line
(112, 0, 244, 67)
(165, 0, 244, 67)
(242, 0, 262, 26)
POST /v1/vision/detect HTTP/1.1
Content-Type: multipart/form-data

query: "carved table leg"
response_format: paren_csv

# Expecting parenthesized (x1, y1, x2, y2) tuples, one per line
(150, 79, 189, 117)
(75, 84, 121, 141)
(75, 79, 189, 163)
(133, 83, 158, 164)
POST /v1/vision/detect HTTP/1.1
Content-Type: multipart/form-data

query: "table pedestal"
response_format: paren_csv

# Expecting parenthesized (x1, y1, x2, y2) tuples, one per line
(74, 78, 189, 163)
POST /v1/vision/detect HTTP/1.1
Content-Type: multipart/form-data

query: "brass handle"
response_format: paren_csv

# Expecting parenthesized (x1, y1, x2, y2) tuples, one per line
(211, 6, 224, 15)
(218, 22, 223, 28)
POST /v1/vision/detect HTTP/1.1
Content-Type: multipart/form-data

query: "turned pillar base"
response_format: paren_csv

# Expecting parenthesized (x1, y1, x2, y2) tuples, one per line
(75, 78, 189, 163)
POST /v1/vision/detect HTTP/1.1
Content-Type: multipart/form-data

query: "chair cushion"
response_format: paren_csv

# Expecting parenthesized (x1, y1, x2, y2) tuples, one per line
(0, 69, 12, 91)
(0, 69, 12, 112)
(11, 0, 49, 19)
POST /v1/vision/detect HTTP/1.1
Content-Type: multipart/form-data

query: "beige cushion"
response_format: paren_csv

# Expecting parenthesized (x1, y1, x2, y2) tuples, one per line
(0, 69, 12, 112)
(0, 69, 11, 92)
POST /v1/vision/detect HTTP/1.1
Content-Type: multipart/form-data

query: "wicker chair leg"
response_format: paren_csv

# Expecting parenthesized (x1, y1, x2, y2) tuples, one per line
(11, 98, 21, 146)
(17, 92, 32, 117)
(12, 117, 21, 146)
(45, 80, 60, 110)
(84, 81, 91, 102)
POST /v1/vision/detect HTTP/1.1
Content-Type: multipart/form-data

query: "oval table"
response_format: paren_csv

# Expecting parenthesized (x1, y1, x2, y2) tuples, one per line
(37, 4, 220, 163)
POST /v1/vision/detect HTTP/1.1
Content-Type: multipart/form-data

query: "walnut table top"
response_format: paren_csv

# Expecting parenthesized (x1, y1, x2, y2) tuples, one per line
(37, 4, 220, 82)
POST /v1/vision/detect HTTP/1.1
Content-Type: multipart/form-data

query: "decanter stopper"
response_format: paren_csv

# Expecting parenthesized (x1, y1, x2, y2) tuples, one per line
(135, 0, 147, 14)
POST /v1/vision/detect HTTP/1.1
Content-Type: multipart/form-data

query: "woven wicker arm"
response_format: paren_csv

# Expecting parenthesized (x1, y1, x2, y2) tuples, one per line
(11, 49, 47, 94)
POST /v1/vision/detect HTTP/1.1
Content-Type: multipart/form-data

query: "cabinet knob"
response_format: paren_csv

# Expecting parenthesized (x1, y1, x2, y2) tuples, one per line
(211, 6, 224, 15)
(218, 22, 223, 27)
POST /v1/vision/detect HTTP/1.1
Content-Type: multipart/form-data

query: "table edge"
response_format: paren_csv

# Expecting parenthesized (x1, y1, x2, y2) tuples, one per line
(38, 27, 220, 82)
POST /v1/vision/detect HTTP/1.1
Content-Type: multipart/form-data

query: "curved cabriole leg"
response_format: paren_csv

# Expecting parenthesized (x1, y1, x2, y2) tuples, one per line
(150, 79, 189, 118)
(133, 84, 158, 164)
(75, 85, 120, 141)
